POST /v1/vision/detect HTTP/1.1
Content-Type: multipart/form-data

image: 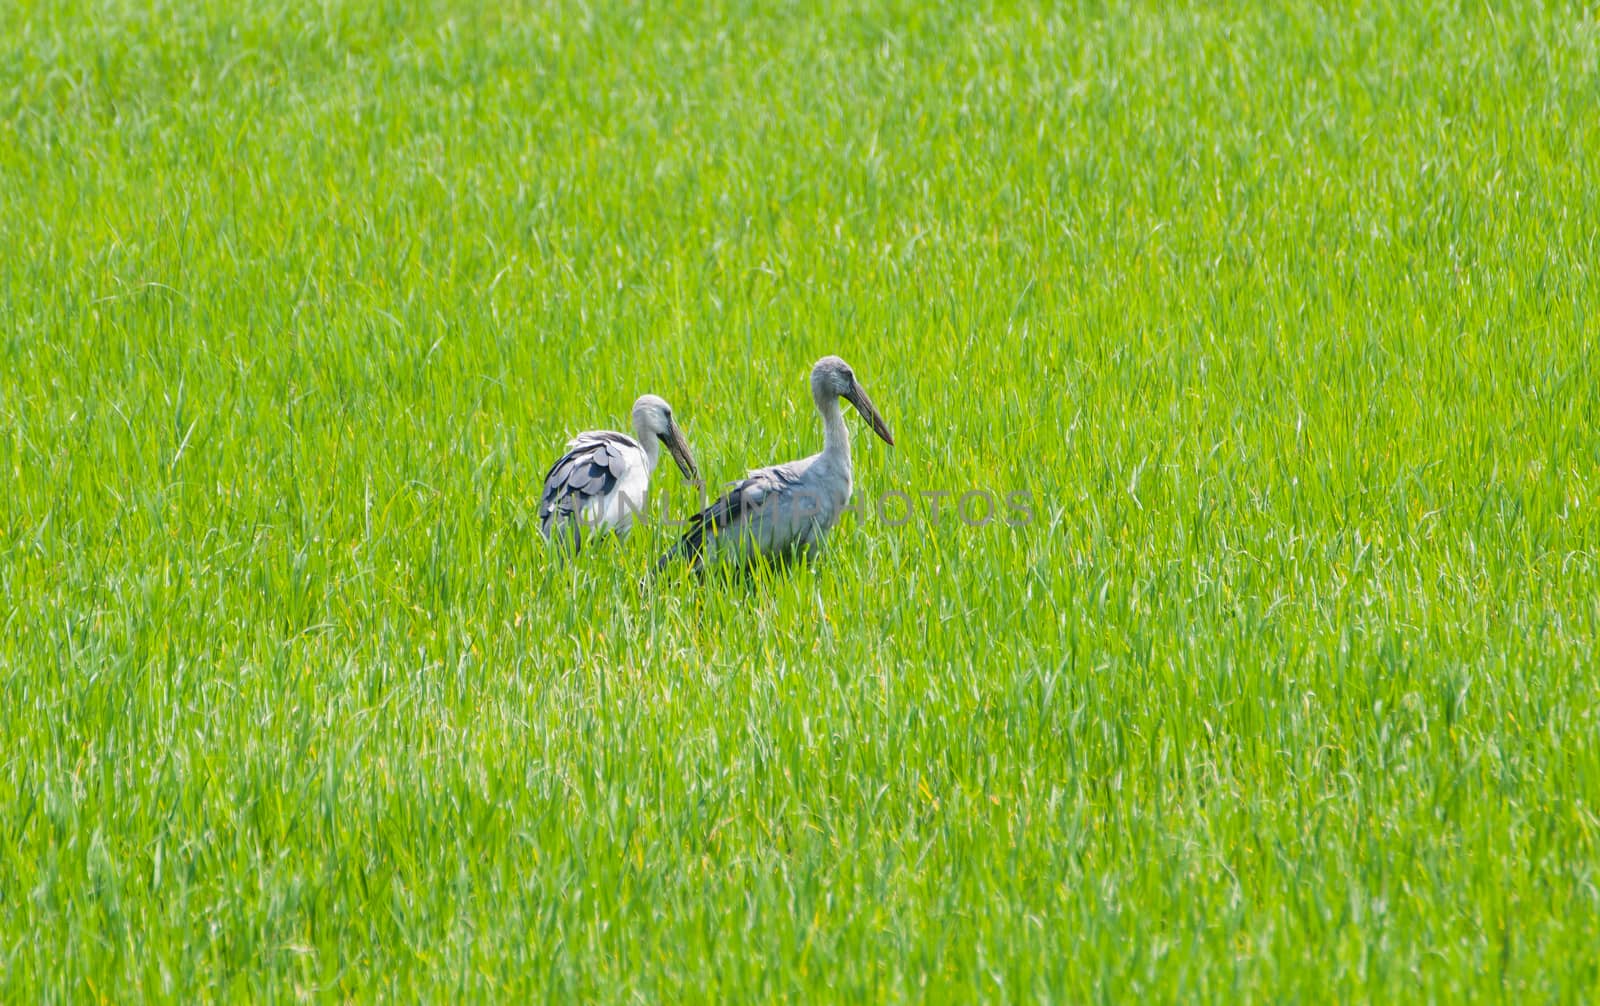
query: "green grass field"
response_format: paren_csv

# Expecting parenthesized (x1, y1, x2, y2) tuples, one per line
(3, 0, 1599, 999)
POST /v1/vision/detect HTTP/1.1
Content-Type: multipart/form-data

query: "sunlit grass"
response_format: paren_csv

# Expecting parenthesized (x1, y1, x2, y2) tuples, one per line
(2, 0, 1598, 999)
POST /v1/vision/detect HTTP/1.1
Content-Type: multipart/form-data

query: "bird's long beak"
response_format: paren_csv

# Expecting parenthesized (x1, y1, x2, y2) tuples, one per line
(665, 422, 700, 483)
(847, 380, 895, 446)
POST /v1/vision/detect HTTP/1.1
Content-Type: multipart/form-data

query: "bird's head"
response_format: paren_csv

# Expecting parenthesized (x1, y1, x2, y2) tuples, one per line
(632, 394, 700, 482)
(811, 356, 895, 447)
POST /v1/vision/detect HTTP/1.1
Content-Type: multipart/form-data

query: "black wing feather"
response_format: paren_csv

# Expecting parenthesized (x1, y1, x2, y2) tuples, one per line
(539, 434, 633, 542)
(657, 464, 805, 571)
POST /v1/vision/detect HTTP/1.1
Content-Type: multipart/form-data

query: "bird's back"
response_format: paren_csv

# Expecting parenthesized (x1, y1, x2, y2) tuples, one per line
(661, 451, 849, 569)
(539, 431, 649, 548)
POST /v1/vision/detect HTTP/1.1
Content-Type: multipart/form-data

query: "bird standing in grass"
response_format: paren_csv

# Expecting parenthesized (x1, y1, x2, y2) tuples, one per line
(658, 356, 894, 572)
(539, 394, 699, 551)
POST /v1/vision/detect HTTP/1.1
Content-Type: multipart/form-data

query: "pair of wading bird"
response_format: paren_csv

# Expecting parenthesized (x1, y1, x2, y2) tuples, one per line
(538, 356, 895, 572)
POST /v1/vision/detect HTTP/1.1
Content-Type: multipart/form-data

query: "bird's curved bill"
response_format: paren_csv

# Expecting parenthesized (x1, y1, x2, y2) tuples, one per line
(666, 424, 701, 482)
(848, 381, 895, 446)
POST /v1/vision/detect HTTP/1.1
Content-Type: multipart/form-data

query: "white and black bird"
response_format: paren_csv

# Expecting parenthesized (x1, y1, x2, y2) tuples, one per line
(539, 394, 699, 551)
(657, 356, 894, 572)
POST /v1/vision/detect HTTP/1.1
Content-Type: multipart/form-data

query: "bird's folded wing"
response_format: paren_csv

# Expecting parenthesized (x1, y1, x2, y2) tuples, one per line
(540, 438, 630, 520)
(666, 463, 806, 565)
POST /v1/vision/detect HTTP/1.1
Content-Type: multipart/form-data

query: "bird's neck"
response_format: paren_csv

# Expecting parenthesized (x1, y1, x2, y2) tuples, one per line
(818, 393, 851, 467)
(633, 420, 662, 473)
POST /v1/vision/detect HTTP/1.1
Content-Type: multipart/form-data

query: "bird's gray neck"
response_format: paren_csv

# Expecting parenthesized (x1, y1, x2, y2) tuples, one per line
(818, 393, 851, 469)
(633, 419, 662, 473)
